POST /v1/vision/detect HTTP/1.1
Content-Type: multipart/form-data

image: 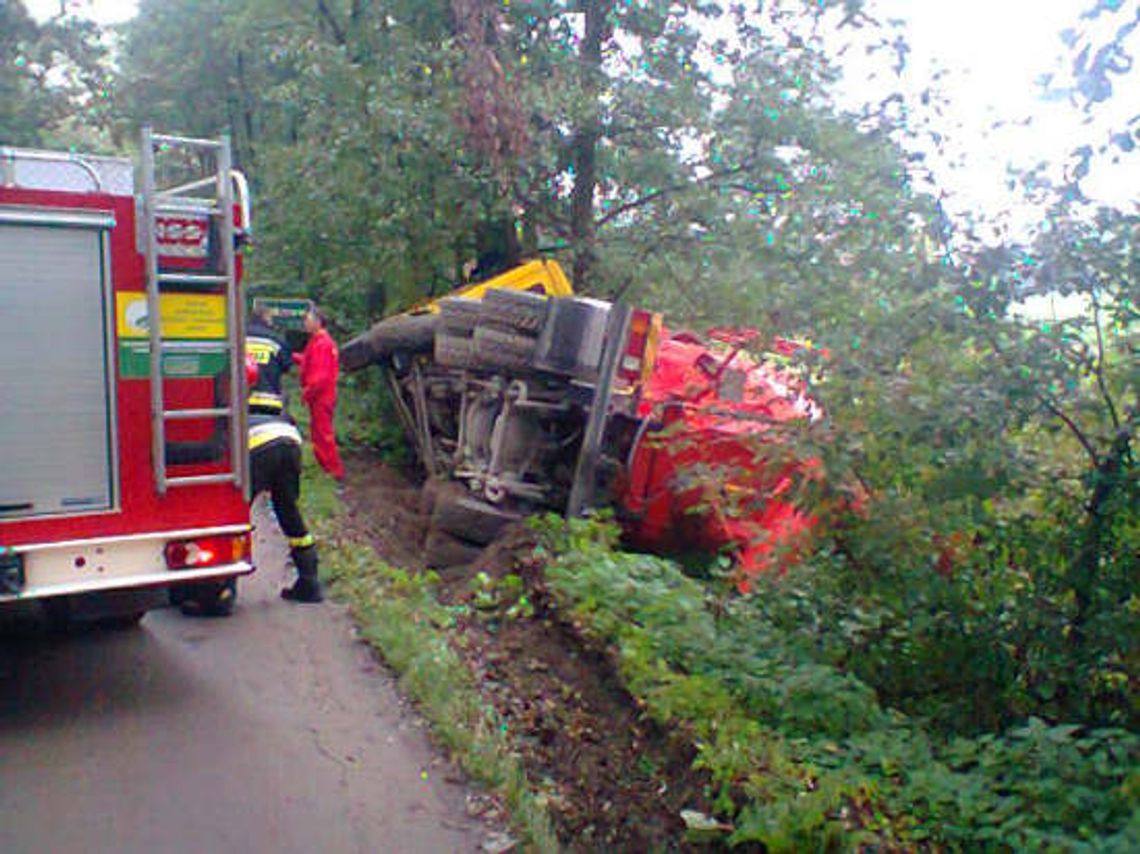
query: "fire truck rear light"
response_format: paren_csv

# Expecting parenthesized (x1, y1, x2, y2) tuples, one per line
(164, 534, 250, 570)
(618, 309, 662, 386)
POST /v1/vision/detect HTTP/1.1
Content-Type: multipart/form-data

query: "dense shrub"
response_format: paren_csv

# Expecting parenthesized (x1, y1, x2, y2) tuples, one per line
(534, 516, 1140, 850)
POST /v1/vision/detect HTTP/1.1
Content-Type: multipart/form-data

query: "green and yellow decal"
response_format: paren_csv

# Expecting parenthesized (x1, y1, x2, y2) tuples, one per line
(115, 292, 229, 379)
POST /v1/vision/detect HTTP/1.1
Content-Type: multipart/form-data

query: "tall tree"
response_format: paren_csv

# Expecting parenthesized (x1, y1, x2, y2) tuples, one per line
(0, 0, 112, 148)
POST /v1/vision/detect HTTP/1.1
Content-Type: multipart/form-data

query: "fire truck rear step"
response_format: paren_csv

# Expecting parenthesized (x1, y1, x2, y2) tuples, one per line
(163, 407, 234, 420)
(165, 473, 241, 487)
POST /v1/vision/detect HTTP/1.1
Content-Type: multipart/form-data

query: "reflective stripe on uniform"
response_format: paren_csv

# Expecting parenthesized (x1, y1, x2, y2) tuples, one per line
(287, 534, 315, 548)
(249, 391, 284, 410)
(249, 420, 302, 451)
(247, 337, 282, 365)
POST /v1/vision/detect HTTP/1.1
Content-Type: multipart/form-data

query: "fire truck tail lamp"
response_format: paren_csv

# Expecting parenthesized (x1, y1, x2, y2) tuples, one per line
(164, 534, 250, 570)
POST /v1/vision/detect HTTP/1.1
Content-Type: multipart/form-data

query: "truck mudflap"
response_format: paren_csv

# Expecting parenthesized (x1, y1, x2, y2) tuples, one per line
(0, 525, 253, 604)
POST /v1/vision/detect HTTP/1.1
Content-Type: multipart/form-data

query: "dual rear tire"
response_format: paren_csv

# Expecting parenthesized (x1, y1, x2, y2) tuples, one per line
(420, 480, 523, 569)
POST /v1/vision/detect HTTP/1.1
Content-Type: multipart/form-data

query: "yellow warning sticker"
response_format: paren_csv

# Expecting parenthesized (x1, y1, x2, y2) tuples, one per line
(116, 292, 227, 339)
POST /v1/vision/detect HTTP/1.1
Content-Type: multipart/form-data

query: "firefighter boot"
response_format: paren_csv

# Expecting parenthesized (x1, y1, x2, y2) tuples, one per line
(281, 544, 323, 603)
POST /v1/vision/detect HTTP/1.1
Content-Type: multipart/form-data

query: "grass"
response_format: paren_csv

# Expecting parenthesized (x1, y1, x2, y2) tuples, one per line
(296, 446, 560, 853)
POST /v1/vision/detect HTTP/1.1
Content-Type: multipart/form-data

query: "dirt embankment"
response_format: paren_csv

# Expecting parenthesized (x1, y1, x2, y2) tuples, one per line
(338, 451, 713, 851)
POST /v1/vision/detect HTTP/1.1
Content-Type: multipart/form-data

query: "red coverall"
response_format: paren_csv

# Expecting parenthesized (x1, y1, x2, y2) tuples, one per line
(294, 327, 345, 480)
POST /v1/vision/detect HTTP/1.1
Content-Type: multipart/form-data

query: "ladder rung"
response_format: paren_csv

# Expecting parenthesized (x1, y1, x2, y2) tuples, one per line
(152, 133, 223, 149)
(156, 199, 222, 216)
(163, 407, 232, 420)
(165, 473, 239, 488)
(156, 272, 231, 286)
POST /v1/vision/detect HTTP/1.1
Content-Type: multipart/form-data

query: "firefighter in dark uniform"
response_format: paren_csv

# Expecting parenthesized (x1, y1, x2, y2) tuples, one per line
(249, 411, 323, 603)
(246, 303, 293, 415)
(179, 354, 323, 615)
(246, 307, 322, 601)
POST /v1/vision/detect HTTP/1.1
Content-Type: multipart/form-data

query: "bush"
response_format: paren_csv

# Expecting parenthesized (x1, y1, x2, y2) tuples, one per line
(532, 515, 1140, 850)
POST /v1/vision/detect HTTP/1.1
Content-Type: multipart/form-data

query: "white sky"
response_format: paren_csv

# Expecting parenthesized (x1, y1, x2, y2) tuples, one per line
(24, 0, 137, 24)
(25, 0, 1138, 228)
(849, 0, 1139, 227)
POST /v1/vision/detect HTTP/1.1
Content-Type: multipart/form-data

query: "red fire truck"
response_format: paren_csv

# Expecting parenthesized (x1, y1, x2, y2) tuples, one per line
(0, 130, 253, 625)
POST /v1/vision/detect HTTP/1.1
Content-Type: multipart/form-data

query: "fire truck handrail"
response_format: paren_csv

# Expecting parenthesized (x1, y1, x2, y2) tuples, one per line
(166, 473, 241, 487)
(156, 169, 250, 232)
(156, 272, 231, 286)
(156, 197, 221, 215)
(0, 146, 104, 191)
(151, 132, 223, 149)
(163, 407, 233, 421)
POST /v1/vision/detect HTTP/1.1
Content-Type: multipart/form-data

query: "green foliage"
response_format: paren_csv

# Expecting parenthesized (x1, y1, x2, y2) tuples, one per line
(335, 371, 409, 461)
(44, 0, 1138, 842)
(0, 1, 113, 148)
(533, 515, 1140, 850)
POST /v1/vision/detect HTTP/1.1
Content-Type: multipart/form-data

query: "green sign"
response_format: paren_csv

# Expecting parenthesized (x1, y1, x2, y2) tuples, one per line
(119, 341, 230, 379)
(253, 297, 313, 331)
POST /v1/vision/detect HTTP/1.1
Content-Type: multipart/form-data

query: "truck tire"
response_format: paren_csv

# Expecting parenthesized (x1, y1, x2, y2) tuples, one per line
(434, 331, 479, 368)
(41, 597, 74, 633)
(341, 313, 436, 370)
(423, 527, 484, 570)
(480, 289, 550, 334)
(418, 476, 448, 519)
(438, 297, 482, 335)
(97, 612, 146, 630)
(473, 326, 537, 371)
(42, 593, 152, 631)
(432, 493, 523, 546)
(173, 579, 237, 617)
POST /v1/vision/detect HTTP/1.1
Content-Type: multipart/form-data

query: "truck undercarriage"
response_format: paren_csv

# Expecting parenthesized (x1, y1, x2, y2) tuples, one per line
(343, 261, 819, 582)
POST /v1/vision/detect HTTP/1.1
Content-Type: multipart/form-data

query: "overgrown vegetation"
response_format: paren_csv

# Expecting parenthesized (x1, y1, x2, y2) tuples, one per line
(5, 0, 1139, 847)
(535, 514, 1140, 850)
(299, 456, 559, 853)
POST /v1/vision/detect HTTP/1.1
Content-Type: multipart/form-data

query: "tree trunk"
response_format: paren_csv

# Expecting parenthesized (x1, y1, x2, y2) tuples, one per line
(570, 0, 607, 290)
(1069, 430, 1132, 639)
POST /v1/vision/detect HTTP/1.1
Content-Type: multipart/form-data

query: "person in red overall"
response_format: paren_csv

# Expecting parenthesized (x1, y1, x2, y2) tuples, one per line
(294, 307, 345, 481)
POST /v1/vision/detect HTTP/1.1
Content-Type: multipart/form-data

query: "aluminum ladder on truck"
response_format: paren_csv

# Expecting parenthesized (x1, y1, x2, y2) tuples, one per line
(140, 127, 248, 496)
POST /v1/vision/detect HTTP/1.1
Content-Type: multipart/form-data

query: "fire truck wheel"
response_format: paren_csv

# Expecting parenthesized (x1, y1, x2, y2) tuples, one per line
(479, 289, 550, 334)
(423, 527, 484, 570)
(431, 493, 523, 546)
(438, 297, 482, 335)
(97, 612, 145, 630)
(175, 579, 237, 618)
(472, 326, 537, 370)
(418, 476, 448, 520)
(434, 332, 479, 368)
(41, 597, 73, 633)
(40, 597, 145, 631)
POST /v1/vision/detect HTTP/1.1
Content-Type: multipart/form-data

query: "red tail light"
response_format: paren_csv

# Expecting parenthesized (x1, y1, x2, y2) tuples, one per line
(617, 309, 662, 389)
(164, 534, 250, 570)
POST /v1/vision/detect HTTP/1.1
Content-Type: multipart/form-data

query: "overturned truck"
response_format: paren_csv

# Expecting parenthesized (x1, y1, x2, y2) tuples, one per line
(341, 260, 819, 581)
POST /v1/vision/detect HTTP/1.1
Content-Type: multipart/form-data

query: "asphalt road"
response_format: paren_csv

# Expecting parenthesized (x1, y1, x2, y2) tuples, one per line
(0, 503, 484, 854)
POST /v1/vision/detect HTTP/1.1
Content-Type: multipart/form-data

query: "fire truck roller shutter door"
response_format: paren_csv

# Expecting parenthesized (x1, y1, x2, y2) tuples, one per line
(0, 215, 115, 519)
